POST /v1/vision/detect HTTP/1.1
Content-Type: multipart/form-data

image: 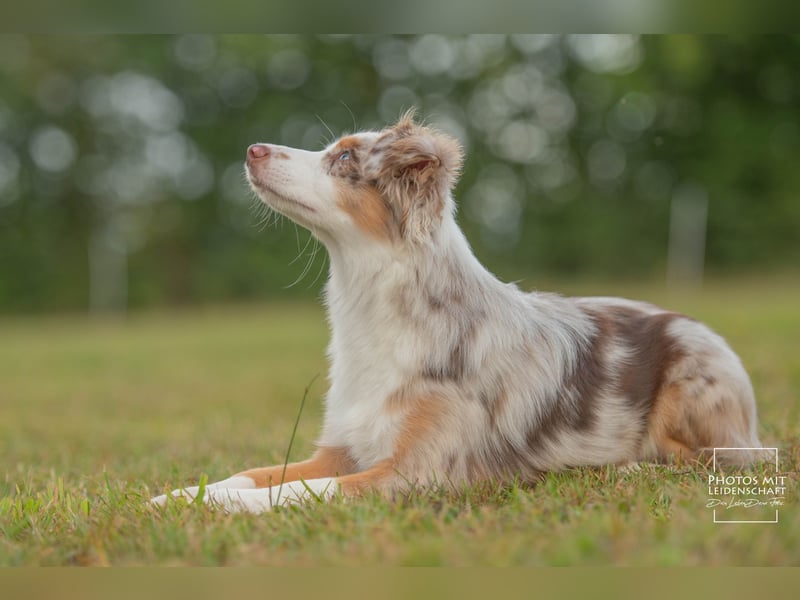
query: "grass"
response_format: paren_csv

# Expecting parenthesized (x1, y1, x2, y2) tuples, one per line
(1, 276, 798, 566)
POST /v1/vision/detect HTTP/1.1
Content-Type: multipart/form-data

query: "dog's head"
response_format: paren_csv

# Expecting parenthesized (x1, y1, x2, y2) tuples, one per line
(245, 111, 463, 245)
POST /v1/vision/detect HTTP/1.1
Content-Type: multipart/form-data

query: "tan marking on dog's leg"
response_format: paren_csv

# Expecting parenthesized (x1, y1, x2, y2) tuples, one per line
(647, 383, 696, 461)
(657, 437, 697, 464)
(393, 393, 447, 461)
(647, 367, 752, 467)
(234, 446, 356, 488)
(336, 460, 396, 495)
(335, 392, 449, 496)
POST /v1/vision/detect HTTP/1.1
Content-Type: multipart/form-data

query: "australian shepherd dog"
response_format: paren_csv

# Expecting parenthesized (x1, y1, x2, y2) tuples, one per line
(152, 112, 763, 512)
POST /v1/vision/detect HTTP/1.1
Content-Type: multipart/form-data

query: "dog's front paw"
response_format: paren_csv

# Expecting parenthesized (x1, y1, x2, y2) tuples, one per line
(149, 487, 273, 513)
(150, 475, 258, 508)
(150, 485, 203, 507)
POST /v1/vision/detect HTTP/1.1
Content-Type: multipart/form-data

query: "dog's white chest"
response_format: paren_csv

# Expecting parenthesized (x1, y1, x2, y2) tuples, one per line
(320, 291, 423, 466)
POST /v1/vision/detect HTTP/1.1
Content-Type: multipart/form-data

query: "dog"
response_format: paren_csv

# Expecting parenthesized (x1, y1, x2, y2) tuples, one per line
(151, 111, 764, 513)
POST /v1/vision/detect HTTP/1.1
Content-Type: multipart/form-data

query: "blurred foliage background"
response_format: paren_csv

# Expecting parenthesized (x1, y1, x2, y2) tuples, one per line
(0, 34, 798, 314)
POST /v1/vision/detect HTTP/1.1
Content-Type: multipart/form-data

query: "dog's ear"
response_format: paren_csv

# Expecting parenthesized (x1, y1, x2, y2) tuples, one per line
(374, 113, 464, 241)
(381, 111, 463, 194)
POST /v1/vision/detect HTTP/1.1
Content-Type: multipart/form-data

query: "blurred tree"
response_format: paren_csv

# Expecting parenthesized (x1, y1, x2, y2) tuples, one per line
(0, 35, 798, 314)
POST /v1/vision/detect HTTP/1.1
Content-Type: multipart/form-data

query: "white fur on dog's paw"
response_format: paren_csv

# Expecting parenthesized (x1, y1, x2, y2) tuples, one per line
(150, 475, 257, 507)
(150, 486, 200, 506)
(203, 477, 338, 513)
(150, 477, 339, 514)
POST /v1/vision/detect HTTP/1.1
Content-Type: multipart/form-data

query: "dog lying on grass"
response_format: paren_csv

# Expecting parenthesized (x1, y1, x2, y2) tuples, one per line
(151, 112, 764, 512)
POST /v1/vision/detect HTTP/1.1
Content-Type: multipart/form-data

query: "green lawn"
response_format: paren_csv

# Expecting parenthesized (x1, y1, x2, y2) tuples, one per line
(1, 277, 798, 566)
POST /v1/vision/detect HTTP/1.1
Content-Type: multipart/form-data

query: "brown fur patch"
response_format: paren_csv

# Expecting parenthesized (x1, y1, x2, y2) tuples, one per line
(658, 435, 697, 462)
(337, 459, 395, 494)
(418, 264, 468, 312)
(525, 316, 610, 449)
(335, 136, 362, 151)
(648, 380, 683, 439)
(585, 307, 705, 459)
(612, 309, 686, 413)
(583, 307, 686, 417)
(393, 393, 446, 462)
(649, 379, 728, 458)
(647, 382, 700, 457)
(370, 114, 463, 241)
(480, 381, 508, 430)
(422, 319, 475, 382)
(385, 388, 445, 452)
(336, 182, 396, 241)
(360, 389, 449, 488)
(565, 318, 612, 429)
(234, 446, 356, 488)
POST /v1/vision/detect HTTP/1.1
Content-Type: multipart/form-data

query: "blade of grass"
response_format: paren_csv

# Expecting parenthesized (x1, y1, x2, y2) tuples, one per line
(275, 374, 319, 506)
(193, 473, 208, 506)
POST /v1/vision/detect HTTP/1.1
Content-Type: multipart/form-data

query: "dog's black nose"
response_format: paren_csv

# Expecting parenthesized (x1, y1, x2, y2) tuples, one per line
(248, 144, 270, 160)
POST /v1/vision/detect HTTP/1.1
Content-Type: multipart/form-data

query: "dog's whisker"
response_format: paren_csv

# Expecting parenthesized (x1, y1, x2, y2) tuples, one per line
(288, 230, 315, 267)
(307, 243, 328, 289)
(340, 100, 357, 133)
(315, 113, 336, 148)
(284, 236, 320, 289)
(250, 199, 279, 232)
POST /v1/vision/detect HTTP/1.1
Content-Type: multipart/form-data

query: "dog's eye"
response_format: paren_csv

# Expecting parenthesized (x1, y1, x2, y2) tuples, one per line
(338, 150, 351, 161)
